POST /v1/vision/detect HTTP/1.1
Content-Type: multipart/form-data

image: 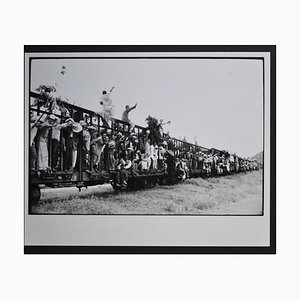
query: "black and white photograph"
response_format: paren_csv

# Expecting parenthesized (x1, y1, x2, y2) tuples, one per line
(24, 46, 275, 254)
(4, 0, 300, 297)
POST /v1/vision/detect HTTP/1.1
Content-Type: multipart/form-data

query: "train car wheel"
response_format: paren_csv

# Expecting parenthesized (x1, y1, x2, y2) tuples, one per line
(30, 185, 41, 205)
(150, 178, 158, 188)
(126, 179, 136, 190)
(146, 178, 152, 188)
(111, 182, 122, 192)
(138, 179, 144, 189)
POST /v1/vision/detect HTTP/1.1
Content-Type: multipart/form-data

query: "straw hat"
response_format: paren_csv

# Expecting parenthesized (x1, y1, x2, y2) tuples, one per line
(87, 125, 97, 131)
(72, 123, 83, 133)
(65, 118, 75, 124)
(79, 120, 88, 127)
(48, 114, 59, 121)
(108, 140, 116, 148)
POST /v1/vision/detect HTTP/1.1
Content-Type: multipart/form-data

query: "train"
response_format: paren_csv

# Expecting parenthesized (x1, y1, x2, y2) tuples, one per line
(28, 91, 260, 205)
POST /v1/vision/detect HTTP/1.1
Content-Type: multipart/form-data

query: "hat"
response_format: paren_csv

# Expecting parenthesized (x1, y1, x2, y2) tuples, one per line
(162, 141, 168, 146)
(72, 123, 83, 133)
(79, 120, 88, 127)
(155, 145, 158, 149)
(166, 150, 174, 156)
(30, 115, 38, 123)
(48, 114, 59, 121)
(87, 126, 97, 131)
(108, 140, 116, 148)
(116, 132, 123, 137)
(146, 129, 150, 134)
(66, 118, 75, 124)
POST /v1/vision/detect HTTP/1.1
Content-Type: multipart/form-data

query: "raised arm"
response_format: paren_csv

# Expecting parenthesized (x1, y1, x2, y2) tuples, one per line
(91, 136, 102, 145)
(161, 120, 171, 126)
(128, 103, 137, 112)
(55, 122, 70, 130)
(110, 86, 115, 93)
(31, 118, 42, 129)
(40, 121, 55, 128)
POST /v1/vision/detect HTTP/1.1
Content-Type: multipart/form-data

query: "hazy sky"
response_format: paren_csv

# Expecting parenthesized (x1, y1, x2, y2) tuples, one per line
(31, 58, 263, 157)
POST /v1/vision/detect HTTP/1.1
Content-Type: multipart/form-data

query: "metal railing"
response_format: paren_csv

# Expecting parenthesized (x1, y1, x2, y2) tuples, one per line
(29, 91, 253, 185)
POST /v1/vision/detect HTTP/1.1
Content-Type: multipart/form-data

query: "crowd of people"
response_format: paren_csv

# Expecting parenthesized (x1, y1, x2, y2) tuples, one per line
(30, 86, 260, 188)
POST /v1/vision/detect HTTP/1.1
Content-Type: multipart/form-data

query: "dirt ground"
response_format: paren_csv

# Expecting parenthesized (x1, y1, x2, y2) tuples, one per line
(31, 170, 263, 215)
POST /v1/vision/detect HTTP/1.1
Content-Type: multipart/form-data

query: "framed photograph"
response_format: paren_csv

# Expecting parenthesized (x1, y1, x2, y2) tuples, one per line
(24, 45, 276, 254)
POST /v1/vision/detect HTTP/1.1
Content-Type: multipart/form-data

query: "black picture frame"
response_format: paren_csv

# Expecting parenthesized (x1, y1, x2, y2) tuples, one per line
(24, 45, 276, 254)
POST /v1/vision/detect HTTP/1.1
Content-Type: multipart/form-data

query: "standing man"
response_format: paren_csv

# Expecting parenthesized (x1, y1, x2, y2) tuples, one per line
(90, 130, 105, 173)
(51, 117, 71, 171)
(99, 86, 115, 127)
(37, 114, 58, 171)
(30, 111, 42, 171)
(62, 118, 81, 172)
(158, 119, 171, 140)
(122, 103, 137, 131)
(157, 144, 166, 170)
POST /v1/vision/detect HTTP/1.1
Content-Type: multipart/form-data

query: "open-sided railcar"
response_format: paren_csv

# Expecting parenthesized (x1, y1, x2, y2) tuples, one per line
(28, 91, 259, 204)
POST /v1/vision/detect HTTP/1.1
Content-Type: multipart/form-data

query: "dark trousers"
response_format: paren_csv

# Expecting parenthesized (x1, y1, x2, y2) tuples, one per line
(65, 137, 73, 171)
(51, 139, 59, 169)
(82, 148, 87, 170)
(167, 156, 176, 176)
(116, 169, 129, 185)
(30, 144, 37, 171)
(158, 159, 163, 170)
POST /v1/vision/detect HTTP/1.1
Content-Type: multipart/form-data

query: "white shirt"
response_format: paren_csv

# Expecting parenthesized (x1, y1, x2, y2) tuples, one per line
(145, 139, 151, 155)
(151, 147, 158, 160)
(158, 147, 166, 159)
(51, 122, 69, 140)
(83, 129, 91, 151)
(100, 93, 114, 114)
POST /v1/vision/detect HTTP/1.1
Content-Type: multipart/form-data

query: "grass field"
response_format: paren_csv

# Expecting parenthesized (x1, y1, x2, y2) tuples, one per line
(31, 170, 263, 215)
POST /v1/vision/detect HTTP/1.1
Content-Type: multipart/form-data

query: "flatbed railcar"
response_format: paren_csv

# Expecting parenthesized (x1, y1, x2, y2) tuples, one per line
(28, 91, 259, 205)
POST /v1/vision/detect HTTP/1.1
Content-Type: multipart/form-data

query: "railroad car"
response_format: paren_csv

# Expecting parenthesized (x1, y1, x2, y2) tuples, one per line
(28, 91, 259, 205)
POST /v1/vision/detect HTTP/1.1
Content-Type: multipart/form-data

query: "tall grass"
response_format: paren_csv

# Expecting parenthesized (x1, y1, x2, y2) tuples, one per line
(32, 171, 263, 215)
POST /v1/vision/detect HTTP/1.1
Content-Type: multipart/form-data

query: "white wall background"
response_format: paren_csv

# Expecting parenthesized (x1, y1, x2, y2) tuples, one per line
(0, 1, 296, 300)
